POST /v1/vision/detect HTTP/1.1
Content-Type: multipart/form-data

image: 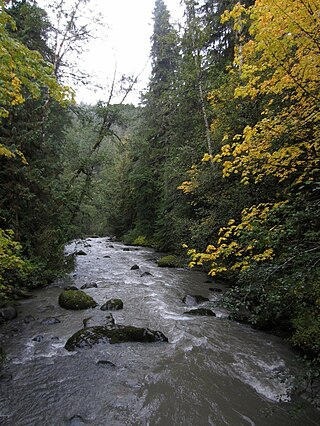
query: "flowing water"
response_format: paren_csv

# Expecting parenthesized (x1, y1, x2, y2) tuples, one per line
(0, 237, 319, 425)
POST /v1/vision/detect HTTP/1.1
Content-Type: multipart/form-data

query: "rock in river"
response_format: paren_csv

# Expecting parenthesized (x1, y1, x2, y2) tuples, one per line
(130, 264, 140, 270)
(184, 308, 216, 316)
(0, 306, 18, 321)
(65, 325, 168, 351)
(182, 294, 209, 306)
(100, 298, 123, 311)
(59, 290, 98, 310)
(41, 317, 61, 325)
(75, 250, 87, 256)
(80, 283, 98, 289)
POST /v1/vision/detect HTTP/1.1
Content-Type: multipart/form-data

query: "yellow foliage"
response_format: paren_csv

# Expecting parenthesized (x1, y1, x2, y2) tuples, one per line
(187, 202, 286, 275)
(0, 0, 74, 123)
(213, 0, 320, 187)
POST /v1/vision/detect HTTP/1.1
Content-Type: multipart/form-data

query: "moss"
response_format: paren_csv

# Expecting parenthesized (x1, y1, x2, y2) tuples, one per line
(157, 255, 181, 268)
(58, 290, 97, 310)
(65, 325, 168, 351)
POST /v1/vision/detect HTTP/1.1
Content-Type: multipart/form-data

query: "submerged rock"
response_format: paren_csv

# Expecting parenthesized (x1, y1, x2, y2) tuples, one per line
(97, 360, 116, 368)
(100, 298, 123, 311)
(182, 294, 209, 306)
(41, 317, 61, 325)
(130, 264, 140, 270)
(59, 290, 98, 310)
(24, 315, 35, 324)
(68, 415, 86, 425)
(65, 325, 168, 351)
(0, 306, 17, 321)
(32, 335, 44, 342)
(184, 308, 216, 316)
(141, 272, 153, 277)
(80, 283, 98, 289)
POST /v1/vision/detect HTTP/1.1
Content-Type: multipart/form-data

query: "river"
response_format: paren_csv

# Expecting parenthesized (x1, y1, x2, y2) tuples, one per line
(0, 237, 319, 425)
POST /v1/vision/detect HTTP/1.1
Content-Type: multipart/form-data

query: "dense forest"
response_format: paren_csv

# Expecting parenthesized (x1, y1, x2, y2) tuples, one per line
(0, 0, 319, 371)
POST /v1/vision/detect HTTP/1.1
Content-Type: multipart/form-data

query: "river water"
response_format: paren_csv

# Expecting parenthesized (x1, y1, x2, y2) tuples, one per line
(0, 237, 319, 425)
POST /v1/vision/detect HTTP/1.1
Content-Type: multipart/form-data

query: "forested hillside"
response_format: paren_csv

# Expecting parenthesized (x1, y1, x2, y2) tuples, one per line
(0, 0, 319, 366)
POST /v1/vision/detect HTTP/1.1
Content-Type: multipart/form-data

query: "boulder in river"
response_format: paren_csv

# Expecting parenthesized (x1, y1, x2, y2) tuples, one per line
(41, 317, 61, 325)
(97, 360, 116, 368)
(24, 315, 35, 324)
(32, 335, 44, 342)
(141, 272, 153, 277)
(130, 264, 140, 270)
(80, 283, 98, 289)
(100, 298, 123, 311)
(65, 325, 168, 351)
(182, 294, 209, 306)
(184, 308, 216, 316)
(0, 306, 17, 321)
(59, 290, 98, 310)
(75, 250, 87, 256)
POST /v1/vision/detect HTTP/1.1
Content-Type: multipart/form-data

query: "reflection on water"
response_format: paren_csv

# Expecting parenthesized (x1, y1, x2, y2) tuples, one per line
(0, 237, 319, 425)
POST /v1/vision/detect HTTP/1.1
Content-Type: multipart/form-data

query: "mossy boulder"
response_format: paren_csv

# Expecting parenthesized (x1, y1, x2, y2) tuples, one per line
(65, 325, 168, 351)
(100, 298, 123, 311)
(58, 290, 97, 310)
(158, 255, 180, 268)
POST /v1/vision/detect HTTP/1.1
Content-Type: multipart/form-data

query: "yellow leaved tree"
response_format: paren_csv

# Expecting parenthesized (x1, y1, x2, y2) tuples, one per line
(216, 0, 319, 186)
(0, 0, 73, 299)
(185, 0, 320, 277)
(0, 0, 73, 158)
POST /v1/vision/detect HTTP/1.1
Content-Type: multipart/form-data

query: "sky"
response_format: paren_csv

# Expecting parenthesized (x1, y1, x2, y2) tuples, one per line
(37, 0, 184, 105)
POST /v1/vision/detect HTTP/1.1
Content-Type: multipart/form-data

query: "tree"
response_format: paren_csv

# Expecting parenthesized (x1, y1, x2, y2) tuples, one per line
(0, 0, 73, 293)
(185, 0, 320, 358)
(0, 0, 71, 121)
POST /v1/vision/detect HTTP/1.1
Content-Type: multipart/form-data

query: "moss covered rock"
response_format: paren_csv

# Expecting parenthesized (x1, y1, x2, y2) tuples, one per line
(157, 255, 180, 268)
(65, 325, 168, 351)
(58, 290, 97, 310)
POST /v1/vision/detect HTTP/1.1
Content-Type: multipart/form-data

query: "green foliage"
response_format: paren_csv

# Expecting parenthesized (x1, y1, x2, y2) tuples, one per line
(158, 255, 181, 268)
(0, 228, 34, 302)
(0, 0, 72, 120)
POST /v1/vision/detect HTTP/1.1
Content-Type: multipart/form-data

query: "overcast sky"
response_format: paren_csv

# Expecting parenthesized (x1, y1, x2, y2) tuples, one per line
(37, 0, 184, 105)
